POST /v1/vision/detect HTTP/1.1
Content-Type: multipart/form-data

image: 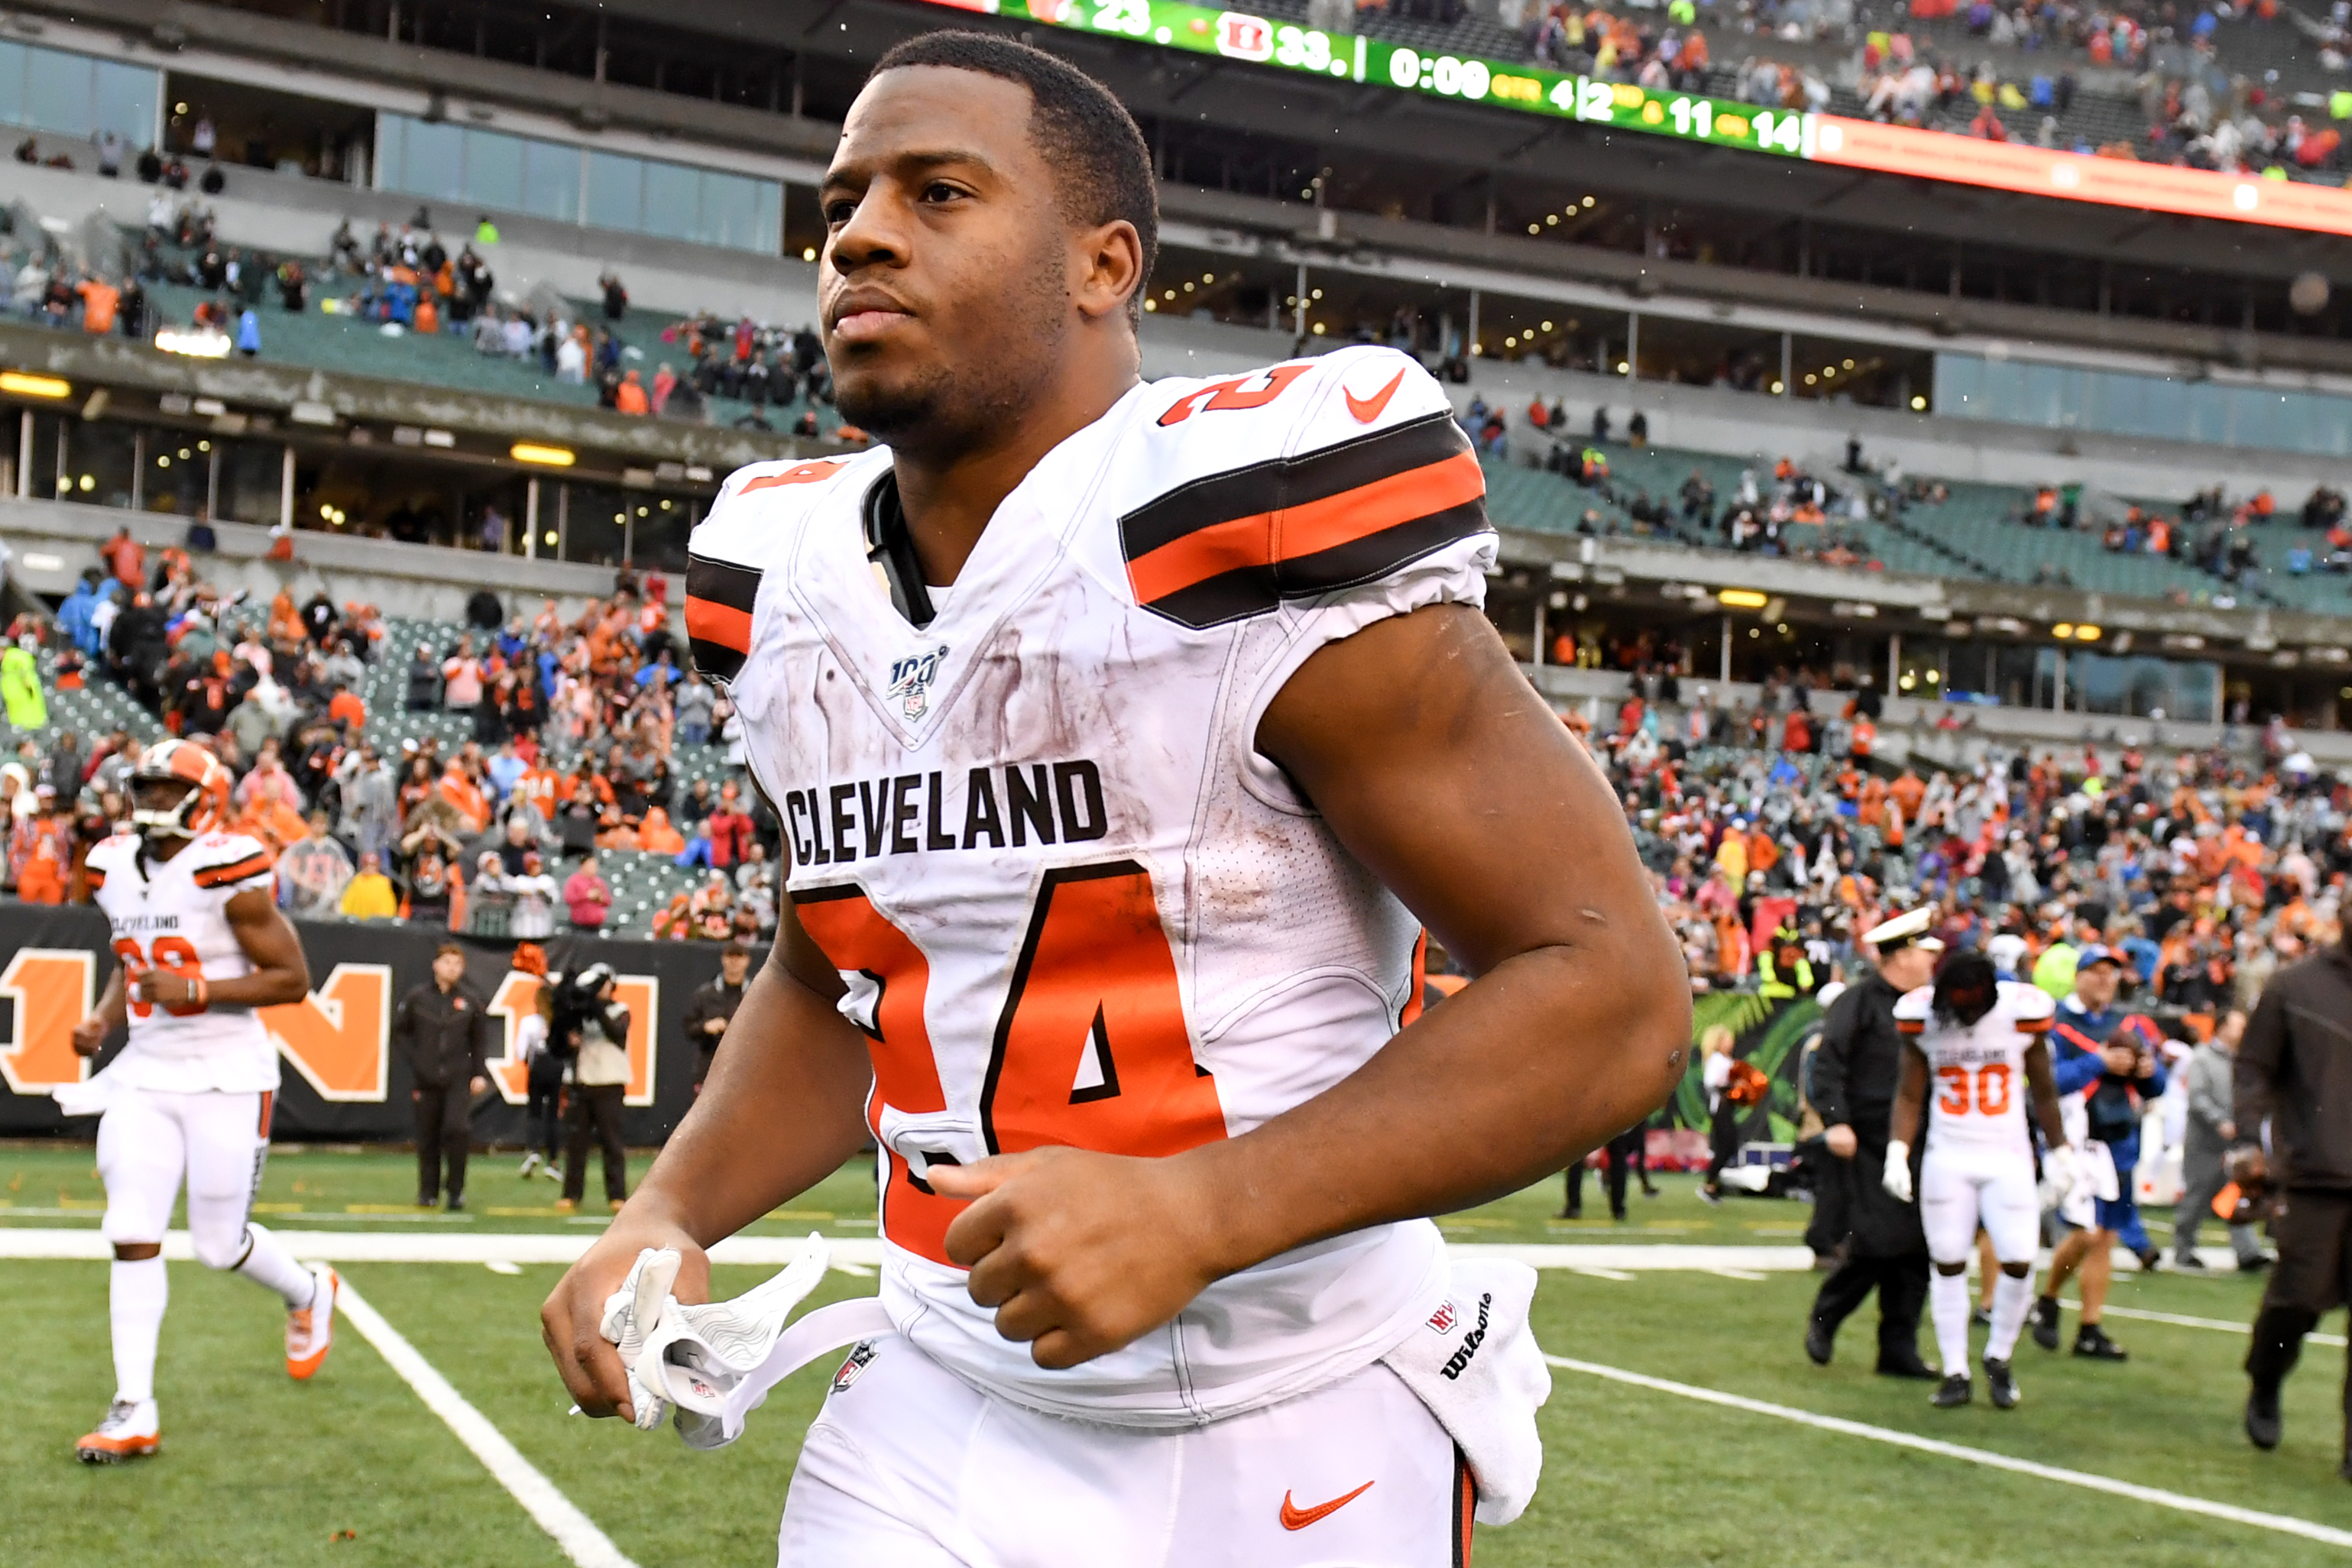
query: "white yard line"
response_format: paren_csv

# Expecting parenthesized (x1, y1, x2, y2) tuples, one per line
(2060, 1298, 2349, 1349)
(0, 1229, 2254, 1275)
(1544, 1352, 2352, 1551)
(335, 1273, 641, 1568)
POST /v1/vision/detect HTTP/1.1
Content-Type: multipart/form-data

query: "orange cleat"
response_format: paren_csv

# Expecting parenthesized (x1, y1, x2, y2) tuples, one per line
(287, 1265, 339, 1381)
(76, 1399, 160, 1463)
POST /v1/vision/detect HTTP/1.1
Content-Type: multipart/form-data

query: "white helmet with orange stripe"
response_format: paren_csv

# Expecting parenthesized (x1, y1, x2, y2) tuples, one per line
(129, 737, 232, 847)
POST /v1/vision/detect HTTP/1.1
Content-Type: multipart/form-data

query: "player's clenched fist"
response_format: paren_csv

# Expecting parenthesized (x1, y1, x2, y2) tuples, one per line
(540, 1210, 714, 1421)
(931, 1147, 1227, 1370)
(70, 1015, 109, 1058)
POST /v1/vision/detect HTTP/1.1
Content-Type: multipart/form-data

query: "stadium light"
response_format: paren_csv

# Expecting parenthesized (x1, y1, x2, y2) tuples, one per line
(1718, 588, 1769, 609)
(0, 371, 70, 399)
(2052, 624, 2074, 638)
(510, 443, 576, 467)
(2073, 624, 2101, 641)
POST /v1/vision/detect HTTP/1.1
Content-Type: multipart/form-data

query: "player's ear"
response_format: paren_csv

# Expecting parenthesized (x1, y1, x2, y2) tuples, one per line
(1072, 219, 1144, 327)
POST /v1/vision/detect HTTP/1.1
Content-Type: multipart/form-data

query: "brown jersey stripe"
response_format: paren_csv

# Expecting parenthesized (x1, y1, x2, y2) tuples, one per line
(193, 854, 273, 888)
(1138, 501, 1491, 631)
(1119, 411, 1473, 562)
(1126, 449, 1485, 605)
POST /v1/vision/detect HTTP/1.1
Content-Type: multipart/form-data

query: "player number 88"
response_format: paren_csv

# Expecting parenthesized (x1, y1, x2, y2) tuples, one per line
(1933, 1062, 2011, 1116)
(114, 935, 206, 1019)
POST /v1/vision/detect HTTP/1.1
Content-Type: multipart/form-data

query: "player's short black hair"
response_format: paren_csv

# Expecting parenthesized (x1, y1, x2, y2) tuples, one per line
(869, 30, 1157, 326)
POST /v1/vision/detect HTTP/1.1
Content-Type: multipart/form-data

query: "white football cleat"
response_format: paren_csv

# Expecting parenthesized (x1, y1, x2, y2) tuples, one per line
(519, 1152, 541, 1178)
(287, 1265, 339, 1380)
(76, 1398, 160, 1463)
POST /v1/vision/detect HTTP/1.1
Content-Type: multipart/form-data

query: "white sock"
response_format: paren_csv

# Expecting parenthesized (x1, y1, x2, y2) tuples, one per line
(1930, 1269, 1971, 1378)
(1986, 1268, 2036, 1362)
(232, 1223, 316, 1309)
(111, 1257, 168, 1405)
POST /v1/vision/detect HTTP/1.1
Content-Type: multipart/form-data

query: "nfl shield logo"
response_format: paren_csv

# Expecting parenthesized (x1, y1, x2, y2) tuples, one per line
(885, 646, 948, 721)
(831, 1341, 876, 1395)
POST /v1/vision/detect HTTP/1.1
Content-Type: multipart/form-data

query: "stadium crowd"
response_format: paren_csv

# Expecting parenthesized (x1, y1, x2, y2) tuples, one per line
(1588, 666, 2347, 1032)
(0, 521, 2337, 1009)
(3, 537, 785, 945)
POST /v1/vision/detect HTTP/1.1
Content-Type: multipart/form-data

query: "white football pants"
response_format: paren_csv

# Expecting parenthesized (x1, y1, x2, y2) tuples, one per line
(1920, 1142, 2040, 1266)
(779, 1335, 1471, 1567)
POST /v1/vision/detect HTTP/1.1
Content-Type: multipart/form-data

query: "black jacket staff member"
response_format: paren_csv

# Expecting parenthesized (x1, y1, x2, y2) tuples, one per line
(2240, 925, 2352, 1464)
(681, 941, 753, 1092)
(1803, 905, 1942, 1379)
(394, 943, 493, 1212)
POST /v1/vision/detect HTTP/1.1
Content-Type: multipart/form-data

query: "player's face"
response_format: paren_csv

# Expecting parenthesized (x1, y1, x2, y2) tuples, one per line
(132, 777, 194, 829)
(818, 68, 1077, 447)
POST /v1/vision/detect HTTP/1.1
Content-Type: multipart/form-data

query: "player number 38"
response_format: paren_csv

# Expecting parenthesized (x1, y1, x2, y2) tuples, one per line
(114, 935, 208, 1017)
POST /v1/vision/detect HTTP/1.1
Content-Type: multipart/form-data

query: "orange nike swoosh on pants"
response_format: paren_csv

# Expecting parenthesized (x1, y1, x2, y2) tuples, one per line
(1279, 1479, 1375, 1530)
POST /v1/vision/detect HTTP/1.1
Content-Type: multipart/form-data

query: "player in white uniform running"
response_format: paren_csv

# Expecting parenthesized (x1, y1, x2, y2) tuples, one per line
(1886, 949, 2075, 1411)
(65, 738, 336, 1463)
(541, 31, 1690, 1566)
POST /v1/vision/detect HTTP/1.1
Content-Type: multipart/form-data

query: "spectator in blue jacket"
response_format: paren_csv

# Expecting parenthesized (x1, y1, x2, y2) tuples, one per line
(2030, 945, 2169, 1360)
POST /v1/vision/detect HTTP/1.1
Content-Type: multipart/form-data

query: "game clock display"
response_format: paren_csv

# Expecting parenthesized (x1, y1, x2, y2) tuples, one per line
(948, 0, 1809, 158)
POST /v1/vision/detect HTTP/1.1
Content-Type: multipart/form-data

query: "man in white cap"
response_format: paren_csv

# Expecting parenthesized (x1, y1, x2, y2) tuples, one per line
(1803, 905, 1943, 1378)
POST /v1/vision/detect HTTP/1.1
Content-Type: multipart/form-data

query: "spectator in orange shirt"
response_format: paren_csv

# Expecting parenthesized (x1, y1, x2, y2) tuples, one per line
(327, 681, 367, 730)
(76, 275, 120, 335)
(614, 370, 650, 416)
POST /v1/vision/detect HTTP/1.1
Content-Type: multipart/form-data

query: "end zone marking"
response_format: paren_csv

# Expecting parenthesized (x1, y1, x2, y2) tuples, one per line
(1544, 1352, 2352, 1551)
(335, 1274, 640, 1568)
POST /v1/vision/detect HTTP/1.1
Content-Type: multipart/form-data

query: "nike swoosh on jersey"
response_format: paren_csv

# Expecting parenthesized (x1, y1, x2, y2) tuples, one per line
(1343, 368, 1407, 423)
(1119, 412, 1489, 630)
(1280, 1480, 1375, 1531)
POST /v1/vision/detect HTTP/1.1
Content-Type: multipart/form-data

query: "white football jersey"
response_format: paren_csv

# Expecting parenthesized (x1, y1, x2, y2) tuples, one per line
(86, 831, 280, 1093)
(688, 345, 1494, 1427)
(1895, 980, 2054, 1157)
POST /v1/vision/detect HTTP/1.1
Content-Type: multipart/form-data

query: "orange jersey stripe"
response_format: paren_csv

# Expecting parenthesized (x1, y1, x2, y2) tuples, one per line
(685, 596, 753, 656)
(193, 854, 272, 889)
(1126, 451, 1484, 604)
(736, 458, 850, 494)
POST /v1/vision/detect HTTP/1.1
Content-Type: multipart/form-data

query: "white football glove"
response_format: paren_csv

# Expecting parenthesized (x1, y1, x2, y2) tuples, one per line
(2042, 1142, 2079, 1204)
(599, 1233, 832, 1447)
(1881, 1140, 1913, 1204)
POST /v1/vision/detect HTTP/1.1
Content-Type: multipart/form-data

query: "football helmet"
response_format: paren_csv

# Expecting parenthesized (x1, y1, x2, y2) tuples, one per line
(129, 739, 231, 847)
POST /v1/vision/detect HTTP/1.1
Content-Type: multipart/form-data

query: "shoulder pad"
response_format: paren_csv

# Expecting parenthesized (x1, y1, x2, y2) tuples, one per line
(688, 449, 886, 686)
(1893, 986, 1932, 1021)
(2003, 982, 2057, 1024)
(1122, 348, 1489, 630)
(188, 834, 275, 890)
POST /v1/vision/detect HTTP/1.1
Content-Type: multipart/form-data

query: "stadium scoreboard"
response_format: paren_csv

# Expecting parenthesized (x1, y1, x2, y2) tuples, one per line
(989, 0, 1810, 159)
(925, 0, 2352, 236)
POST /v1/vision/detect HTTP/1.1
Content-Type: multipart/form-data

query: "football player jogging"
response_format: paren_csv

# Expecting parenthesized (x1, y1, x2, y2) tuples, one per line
(62, 739, 334, 1463)
(1887, 951, 2075, 1410)
(540, 31, 1689, 1567)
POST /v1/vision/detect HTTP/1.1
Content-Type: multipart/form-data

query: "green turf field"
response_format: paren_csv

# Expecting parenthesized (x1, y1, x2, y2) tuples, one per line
(7, 1142, 2347, 1566)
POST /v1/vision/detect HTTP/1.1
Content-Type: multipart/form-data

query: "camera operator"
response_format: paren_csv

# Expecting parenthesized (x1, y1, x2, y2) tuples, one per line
(2240, 921, 2352, 1463)
(551, 963, 632, 1214)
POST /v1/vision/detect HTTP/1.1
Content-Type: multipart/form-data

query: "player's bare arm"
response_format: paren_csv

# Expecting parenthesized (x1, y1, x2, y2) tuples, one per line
(539, 899, 873, 1419)
(929, 605, 1691, 1368)
(71, 967, 129, 1058)
(1889, 1048, 1929, 1152)
(2023, 1038, 2069, 1152)
(124, 889, 311, 1014)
